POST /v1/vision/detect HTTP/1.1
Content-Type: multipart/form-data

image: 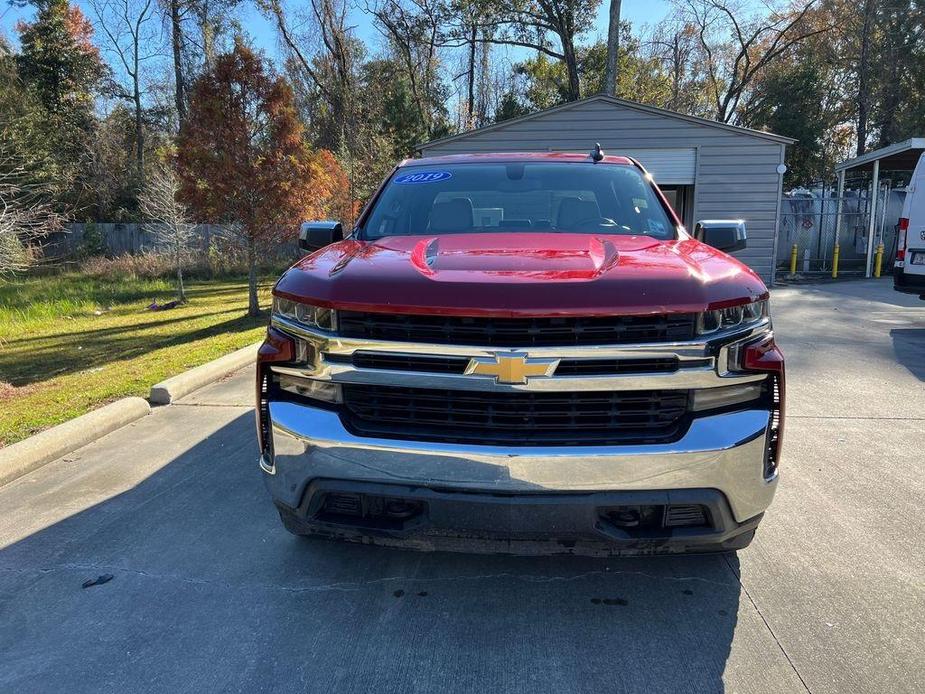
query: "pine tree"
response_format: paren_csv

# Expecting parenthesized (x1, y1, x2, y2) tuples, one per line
(16, 0, 105, 209)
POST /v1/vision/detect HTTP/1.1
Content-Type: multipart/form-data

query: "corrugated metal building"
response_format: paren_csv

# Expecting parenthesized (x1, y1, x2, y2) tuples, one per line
(418, 95, 794, 283)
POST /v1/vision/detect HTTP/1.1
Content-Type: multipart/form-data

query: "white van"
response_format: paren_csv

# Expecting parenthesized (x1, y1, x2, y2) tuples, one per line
(895, 152, 925, 299)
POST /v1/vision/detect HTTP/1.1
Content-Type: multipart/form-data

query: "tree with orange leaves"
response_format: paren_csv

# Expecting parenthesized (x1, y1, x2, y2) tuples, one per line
(177, 40, 329, 317)
(305, 148, 360, 226)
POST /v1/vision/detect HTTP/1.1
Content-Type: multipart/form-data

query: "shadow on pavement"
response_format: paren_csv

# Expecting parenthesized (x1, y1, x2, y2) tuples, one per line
(784, 278, 922, 308)
(0, 413, 743, 693)
(890, 328, 925, 381)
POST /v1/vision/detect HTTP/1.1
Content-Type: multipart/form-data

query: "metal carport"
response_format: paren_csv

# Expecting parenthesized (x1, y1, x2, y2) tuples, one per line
(835, 138, 925, 276)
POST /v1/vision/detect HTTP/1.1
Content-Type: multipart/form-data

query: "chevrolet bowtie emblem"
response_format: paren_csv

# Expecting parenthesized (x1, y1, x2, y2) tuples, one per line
(465, 352, 559, 384)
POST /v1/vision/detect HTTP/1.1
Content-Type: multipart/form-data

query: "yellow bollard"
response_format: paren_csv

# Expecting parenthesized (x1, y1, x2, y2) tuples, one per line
(873, 242, 884, 278)
(789, 244, 798, 276)
(832, 243, 840, 279)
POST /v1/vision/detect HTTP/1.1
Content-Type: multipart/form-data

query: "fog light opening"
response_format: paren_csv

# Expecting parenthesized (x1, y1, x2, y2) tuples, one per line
(599, 504, 711, 534)
(691, 382, 764, 411)
(316, 493, 426, 530)
(664, 504, 709, 528)
(277, 375, 343, 404)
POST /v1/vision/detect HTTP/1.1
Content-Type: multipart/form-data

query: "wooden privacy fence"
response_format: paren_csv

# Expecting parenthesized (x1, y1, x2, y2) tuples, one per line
(42, 223, 301, 259)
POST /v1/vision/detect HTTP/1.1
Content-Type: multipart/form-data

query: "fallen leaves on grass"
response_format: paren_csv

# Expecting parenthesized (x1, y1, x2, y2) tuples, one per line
(0, 381, 37, 402)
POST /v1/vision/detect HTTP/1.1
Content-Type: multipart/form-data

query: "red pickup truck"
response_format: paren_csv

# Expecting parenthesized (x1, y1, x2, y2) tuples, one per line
(256, 151, 785, 556)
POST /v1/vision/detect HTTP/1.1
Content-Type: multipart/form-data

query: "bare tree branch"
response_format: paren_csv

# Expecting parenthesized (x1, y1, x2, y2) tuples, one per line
(681, 0, 830, 123)
(91, 0, 164, 184)
(0, 142, 63, 276)
(138, 159, 195, 301)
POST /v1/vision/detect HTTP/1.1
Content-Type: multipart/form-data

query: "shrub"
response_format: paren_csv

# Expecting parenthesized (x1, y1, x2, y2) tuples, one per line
(76, 248, 293, 281)
(79, 252, 174, 279)
(80, 222, 107, 257)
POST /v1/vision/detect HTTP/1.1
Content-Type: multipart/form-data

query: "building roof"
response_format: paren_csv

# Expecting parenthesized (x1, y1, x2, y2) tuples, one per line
(835, 138, 925, 173)
(418, 94, 796, 151)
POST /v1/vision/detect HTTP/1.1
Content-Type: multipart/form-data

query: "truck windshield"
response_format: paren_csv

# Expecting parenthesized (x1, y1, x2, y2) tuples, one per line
(361, 162, 677, 240)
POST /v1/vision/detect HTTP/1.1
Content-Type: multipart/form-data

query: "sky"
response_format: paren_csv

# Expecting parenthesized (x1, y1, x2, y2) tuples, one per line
(1, 0, 675, 64)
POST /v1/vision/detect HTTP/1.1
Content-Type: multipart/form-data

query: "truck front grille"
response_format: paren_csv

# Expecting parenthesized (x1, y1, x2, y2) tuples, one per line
(345, 351, 694, 376)
(340, 385, 690, 446)
(338, 311, 698, 347)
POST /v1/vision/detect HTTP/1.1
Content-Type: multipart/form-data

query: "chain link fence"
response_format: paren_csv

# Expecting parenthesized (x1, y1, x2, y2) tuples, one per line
(778, 186, 905, 274)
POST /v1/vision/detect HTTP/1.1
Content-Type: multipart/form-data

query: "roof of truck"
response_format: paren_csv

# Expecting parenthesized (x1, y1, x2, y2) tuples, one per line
(398, 152, 637, 167)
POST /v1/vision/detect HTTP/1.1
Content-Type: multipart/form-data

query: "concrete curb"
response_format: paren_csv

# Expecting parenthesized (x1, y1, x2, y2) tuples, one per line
(149, 342, 260, 405)
(0, 397, 151, 487)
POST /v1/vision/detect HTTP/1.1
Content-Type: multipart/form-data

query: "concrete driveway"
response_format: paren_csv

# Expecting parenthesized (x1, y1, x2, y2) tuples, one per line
(1, 279, 923, 693)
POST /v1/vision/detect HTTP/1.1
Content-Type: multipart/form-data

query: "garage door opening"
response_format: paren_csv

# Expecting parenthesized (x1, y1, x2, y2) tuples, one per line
(660, 186, 694, 229)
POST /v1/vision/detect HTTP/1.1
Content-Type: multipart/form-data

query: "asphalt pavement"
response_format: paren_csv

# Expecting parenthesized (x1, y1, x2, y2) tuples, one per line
(0, 279, 923, 693)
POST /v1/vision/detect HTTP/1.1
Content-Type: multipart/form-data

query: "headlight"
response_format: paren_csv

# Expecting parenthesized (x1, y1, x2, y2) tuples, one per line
(272, 296, 337, 332)
(697, 299, 768, 335)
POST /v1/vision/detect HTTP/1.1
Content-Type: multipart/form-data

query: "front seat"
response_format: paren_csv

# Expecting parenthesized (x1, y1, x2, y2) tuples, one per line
(429, 198, 474, 233)
(557, 197, 601, 229)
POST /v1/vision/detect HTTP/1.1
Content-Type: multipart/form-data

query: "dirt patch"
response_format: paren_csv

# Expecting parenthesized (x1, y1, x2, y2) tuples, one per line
(0, 381, 38, 402)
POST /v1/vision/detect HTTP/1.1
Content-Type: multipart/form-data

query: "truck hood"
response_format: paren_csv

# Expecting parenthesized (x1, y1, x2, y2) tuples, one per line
(274, 232, 768, 316)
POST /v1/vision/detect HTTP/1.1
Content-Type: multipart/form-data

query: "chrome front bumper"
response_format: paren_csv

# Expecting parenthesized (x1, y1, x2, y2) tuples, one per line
(262, 401, 777, 523)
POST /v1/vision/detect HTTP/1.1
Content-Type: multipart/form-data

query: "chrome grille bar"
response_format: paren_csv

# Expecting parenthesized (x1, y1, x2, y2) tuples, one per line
(269, 315, 771, 393)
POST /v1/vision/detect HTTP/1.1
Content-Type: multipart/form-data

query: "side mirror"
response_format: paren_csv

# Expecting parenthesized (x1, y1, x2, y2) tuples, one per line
(299, 221, 344, 252)
(694, 220, 747, 253)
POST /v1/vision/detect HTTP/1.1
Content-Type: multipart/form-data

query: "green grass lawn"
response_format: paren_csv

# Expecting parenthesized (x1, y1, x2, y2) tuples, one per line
(0, 274, 275, 447)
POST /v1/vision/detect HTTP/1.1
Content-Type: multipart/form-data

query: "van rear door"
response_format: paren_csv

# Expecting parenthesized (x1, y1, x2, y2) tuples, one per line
(900, 153, 925, 279)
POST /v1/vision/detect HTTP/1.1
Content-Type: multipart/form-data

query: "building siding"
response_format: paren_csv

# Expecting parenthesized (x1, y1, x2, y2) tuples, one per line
(420, 97, 787, 283)
(548, 146, 698, 184)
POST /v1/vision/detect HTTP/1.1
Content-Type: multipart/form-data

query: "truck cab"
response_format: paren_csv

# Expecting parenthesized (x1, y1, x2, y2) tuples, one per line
(256, 151, 785, 556)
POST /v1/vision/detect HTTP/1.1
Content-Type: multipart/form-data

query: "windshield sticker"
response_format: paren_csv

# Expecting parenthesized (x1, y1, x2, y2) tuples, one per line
(647, 219, 667, 234)
(394, 170, 452, 185)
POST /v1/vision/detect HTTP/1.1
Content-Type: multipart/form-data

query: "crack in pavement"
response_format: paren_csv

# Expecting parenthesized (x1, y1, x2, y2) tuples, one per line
(722, 553, 812, 694)
(789, 415, 925, 421)
(0, 562, 738, 594)
(170, 403, 252, 408)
